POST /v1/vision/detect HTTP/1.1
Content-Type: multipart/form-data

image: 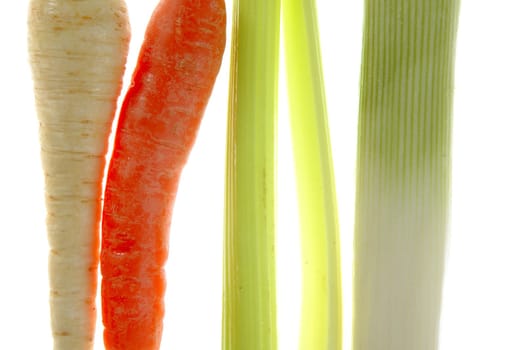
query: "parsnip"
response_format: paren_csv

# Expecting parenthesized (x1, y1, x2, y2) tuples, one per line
(27, 1, 130, 349)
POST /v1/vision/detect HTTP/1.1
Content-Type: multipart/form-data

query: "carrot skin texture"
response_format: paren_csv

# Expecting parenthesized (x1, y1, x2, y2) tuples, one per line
(27, 1, 130, 349)
(100, 0, 226, 349)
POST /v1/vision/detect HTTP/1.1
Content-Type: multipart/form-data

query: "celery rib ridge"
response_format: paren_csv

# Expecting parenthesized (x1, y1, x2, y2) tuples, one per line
(283, 0, 342, 349)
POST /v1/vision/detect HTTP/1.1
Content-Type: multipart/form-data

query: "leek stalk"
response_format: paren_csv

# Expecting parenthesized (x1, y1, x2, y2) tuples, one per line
(353, 1, 460, 349)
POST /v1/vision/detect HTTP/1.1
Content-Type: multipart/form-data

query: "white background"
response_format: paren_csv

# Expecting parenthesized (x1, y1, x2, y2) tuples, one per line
(1, 1, 525, 349)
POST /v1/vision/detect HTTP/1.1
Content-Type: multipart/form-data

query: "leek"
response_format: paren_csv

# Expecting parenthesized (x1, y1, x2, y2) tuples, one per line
(353, 1, 460, 349)
(222, 0, 280, 349)
(283, 0, 342, 349)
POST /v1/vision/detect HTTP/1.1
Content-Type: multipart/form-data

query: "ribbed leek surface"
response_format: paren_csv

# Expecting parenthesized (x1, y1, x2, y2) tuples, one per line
(353, 1, 460, 349)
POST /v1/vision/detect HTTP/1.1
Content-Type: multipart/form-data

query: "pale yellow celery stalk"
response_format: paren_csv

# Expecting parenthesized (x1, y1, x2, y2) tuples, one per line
(222, 0, 280, 349)
(353, 1, 460, 349)
(282, 0, 342, 349)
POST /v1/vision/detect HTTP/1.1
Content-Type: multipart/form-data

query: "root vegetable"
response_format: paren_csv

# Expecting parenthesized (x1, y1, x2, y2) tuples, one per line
(27, 1, 131, 349)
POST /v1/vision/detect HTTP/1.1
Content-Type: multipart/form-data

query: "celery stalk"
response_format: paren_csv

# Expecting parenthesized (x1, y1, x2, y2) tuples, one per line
(222, 0, 280, 349)
(282, 0, 342, 349)
(353, 1, 460, 349)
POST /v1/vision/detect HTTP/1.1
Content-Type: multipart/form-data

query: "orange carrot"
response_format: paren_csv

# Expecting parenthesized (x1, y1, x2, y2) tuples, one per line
(100, 0, 226, 349)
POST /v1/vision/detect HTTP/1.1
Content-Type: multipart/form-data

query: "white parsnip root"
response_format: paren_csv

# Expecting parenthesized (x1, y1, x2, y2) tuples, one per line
(28, 1, 130, 349)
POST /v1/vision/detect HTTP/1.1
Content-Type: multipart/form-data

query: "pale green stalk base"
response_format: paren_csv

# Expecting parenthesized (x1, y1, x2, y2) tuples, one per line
(353, 1, 460, 349)
(222, 0, 280, 349)
(283, 0, 342, 349)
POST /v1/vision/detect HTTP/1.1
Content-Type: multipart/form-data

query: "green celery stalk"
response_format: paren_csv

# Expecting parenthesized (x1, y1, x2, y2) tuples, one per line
(222, 0, 281, 349)
(353, 1, 461, 349)
(282, 0, 342, 349)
